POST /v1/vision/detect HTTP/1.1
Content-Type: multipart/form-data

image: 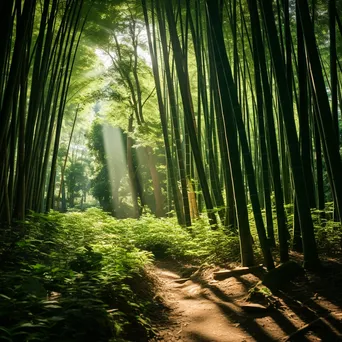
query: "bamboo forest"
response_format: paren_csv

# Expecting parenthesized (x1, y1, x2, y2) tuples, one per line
(1, 0, 342, 341)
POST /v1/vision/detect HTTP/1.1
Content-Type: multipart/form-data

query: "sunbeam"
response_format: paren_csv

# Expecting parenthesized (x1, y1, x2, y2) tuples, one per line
(102, 124, 132, 217)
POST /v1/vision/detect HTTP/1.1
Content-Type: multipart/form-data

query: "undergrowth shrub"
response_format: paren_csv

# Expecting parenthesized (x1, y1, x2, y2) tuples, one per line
(8, 205, 340, 341)
(311, 209, 342, 252)
(0, 209, 154, 342)
(119, 214, 242, 265)
(0, 209, 244, 341)
(285, 203, 342, 254)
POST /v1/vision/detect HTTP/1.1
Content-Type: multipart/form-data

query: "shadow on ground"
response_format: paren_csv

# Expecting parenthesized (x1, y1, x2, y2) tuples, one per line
(151, 257, 342, 342)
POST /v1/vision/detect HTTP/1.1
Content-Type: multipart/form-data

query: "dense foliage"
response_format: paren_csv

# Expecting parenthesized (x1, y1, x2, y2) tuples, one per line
(0, 209, 153, 341)
(0, 209, 241, 341)
(1, 208, 341, 341)
(1, 0, 342, 339)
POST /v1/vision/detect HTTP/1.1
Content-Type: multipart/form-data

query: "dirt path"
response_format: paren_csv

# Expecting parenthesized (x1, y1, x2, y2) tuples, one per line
(149, 260, 342, 342)
(150, 262, 252, 341)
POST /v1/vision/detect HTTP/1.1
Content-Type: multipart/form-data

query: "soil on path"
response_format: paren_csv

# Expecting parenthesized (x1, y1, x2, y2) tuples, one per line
(149, 258, 342, 342)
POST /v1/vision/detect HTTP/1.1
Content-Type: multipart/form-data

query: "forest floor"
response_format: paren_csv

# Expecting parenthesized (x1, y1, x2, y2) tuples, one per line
(148, 254, 342, 342)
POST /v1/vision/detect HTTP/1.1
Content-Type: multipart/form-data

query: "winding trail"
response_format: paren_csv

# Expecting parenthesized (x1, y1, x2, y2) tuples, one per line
(150, 262, 253, 342)
(149, 259, 342, 342)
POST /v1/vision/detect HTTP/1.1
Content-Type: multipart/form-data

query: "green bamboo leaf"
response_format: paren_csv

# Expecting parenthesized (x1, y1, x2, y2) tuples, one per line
(44, 305, 62, 309)
(17, 323, 44, 328)
(49, 316, 65, 322)
(0, 326, 11, 336)
(0, 294, 12, 301)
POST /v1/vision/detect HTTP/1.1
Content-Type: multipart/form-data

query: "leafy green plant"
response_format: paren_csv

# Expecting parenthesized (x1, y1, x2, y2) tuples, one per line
(0, 208, 246, 342)
(119, 213, 242, 265)
(6, 205, 340, 342)
(0, 209, 154, 342)
(311, 209, 342, 252)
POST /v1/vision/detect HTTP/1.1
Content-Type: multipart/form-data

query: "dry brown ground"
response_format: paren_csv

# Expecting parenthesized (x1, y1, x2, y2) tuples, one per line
(148, 254, 342, 342)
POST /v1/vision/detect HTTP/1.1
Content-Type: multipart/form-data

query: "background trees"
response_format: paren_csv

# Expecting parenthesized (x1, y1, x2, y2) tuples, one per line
(138, 0, 341, 268)
(0, 0, 91, 223)
(0, 3, 342, 341)
(0, 0, 341, 269)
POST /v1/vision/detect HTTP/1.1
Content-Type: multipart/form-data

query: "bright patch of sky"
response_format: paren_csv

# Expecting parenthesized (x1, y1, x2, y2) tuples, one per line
(137, 45, 152, 67)
(95, 48, 112, 68)
(94, 26, 152, 69)
(95, 46, 152, 69)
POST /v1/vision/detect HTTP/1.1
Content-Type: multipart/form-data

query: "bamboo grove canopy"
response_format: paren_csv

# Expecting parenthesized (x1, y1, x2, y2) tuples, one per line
(0, 0, 341, 269)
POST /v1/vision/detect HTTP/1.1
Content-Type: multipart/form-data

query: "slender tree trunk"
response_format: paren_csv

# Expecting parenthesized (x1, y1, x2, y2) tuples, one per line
(297, 5, 316, 208)
(57, 105, 79, 210)
(141, 0, 185, 225)
(156, 0, 191, 226)
(206, 0, 274, 269)
(297, 0, 342, 223)
(165, 0, 218, 227)
(127, 115, 140, 218)
(259, 0, 319, 268)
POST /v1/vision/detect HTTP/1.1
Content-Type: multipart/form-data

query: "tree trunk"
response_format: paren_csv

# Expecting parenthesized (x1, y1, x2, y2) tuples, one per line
(260, 0, 319, 268)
